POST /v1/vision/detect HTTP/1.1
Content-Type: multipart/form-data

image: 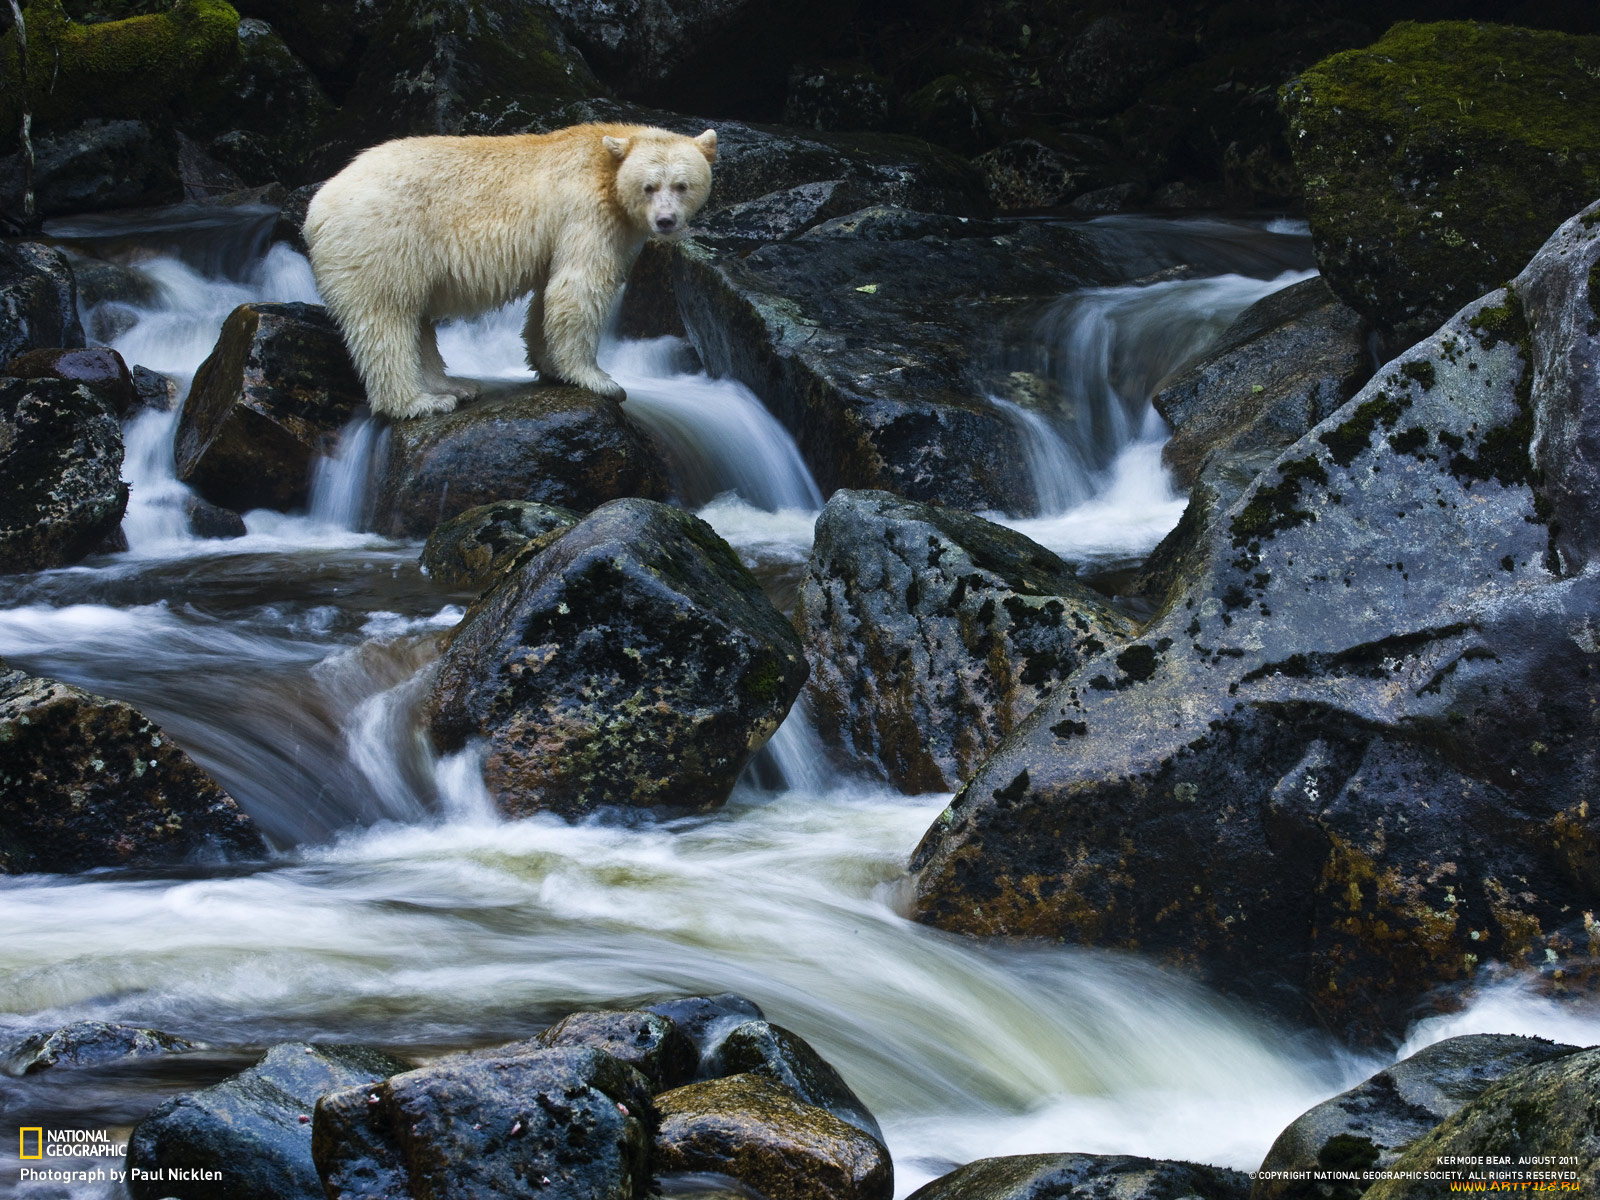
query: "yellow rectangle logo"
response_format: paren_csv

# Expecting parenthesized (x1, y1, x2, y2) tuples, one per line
(19, 1128, 42, 1159)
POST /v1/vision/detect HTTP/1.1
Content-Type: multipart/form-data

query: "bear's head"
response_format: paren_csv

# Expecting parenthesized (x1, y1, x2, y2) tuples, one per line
(606, 128, 717, 239)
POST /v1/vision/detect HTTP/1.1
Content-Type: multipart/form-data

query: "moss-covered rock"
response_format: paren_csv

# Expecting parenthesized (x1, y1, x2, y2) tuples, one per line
(1282, 21, 1600, 345)
(707, 1019, 884, 1144)
(0, 0, 242, 135)
(0, 667, 264, 872)
(1367, 1047, 1600, 1198)
(654, 1073, 892, 1200)
(425, 498, 808, 819)
(418, 500, 580, 590)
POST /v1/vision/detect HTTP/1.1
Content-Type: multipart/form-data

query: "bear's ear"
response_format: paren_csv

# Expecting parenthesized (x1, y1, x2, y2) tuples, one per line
(693, 129, 718, 163)
(603, 135, 631, 161)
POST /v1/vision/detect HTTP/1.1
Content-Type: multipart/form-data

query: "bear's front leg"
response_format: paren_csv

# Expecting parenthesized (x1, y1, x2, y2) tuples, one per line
(538, 264, 626, 401)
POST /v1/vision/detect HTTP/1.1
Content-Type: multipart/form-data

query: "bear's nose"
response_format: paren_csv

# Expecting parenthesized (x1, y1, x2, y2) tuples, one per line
(655, 215, 678, 232)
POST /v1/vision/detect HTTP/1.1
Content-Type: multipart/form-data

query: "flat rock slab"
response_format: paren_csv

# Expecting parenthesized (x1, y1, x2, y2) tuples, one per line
(673, 206, 1125, 512)
(175, 301, 365, 513)
(0, 667, 264, 873)
(128, 1042, 412, 1200)
(426, 498, 807, 818)
(908, 1152, 1249, 1200)
(655, 1073, 892, 1200)
(0, 376, 127, 573)
(314, 1046, 653, 1200)
(375, 384, 668, 539)
(798, 489, 1136, 791)
(911, 204, 1600, 1041)
(1256, 1034, 1580, 1199)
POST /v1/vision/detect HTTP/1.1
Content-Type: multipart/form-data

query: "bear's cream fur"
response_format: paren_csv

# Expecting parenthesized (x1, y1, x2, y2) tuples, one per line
(304, 123, 717, 418)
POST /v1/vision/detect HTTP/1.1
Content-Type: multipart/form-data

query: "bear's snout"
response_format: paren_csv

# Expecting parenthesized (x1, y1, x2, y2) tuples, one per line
(655, 214, 679, 233)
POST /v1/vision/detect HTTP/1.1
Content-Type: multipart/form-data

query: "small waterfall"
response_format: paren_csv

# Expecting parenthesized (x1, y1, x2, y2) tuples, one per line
(120, 407, 197, 551)
(744, 696, 839, 796)
(310, 416, 388, 530)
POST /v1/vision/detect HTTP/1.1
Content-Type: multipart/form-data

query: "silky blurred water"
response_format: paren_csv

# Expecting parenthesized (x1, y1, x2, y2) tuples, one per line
(4, 210, 1595, 1200)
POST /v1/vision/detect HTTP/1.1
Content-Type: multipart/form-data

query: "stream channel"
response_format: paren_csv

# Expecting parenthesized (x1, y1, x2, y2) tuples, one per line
(4, 208, 1598, 1198)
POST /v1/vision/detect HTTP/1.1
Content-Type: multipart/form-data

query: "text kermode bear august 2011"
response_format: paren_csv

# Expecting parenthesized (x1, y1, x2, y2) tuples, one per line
(305, 123, 718, 419)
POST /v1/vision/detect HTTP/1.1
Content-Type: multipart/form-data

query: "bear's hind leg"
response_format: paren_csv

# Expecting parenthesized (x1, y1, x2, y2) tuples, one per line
(337, 302, 457, 420)
(419, 317, 478, 401)
(540, 266, 626, 401)
(522, 291, 547, 375)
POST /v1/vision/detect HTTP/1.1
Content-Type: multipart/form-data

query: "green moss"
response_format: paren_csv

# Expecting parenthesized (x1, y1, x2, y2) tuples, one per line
(1587, 260, 1600, 330)
(1454, 291, 1538, 491)
(1402, 360, 1437, 391)
(1116, 644, 1158, 682)
(1, 0, 241, 132)
(742, 656, 784, 705)
(1320, 393, 1407, 467)
(1320, 1133, 1381, 1171)
(1231, 454, 1329, 547)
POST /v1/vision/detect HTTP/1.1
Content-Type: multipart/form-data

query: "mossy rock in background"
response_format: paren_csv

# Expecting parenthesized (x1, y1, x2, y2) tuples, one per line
(0, 0, 241, 135)
(1282, 20, 1600, 346)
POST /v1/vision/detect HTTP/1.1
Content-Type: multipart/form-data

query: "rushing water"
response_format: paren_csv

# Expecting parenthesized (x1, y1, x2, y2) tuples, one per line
(3, 210, 1597, 1199)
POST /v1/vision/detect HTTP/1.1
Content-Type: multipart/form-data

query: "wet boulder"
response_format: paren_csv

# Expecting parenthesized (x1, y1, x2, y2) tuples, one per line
(376, 386, 666, 539)
(130, 366, 182, 415)
(129, 1042, 412, 1200)
(419, 500, 580, 590)
(2, 1022, 197, 1075)
(0, 120, 184, 222)
(1282, 21, 1600, 346)
(175, 301, 366, 513)
(0, 242, 84, 364)
(646, 993, 765, 1066)
(313, 1046, 654, 1200)
(0, 376, 127, 573)
(1369, 1047, 1600, 1197)
(7, 346, 139, 417)
(185, 494, 249, 539)
(911, 203, 1600, 1042)
(0, 667, 265, 873)
(799, 490, 1136, 792)
(673, 207, 1124, 510)
(1155, 277, 1372, 498)
(694, 179, 869, 254)
(533, 1008, 698, 1092)
(708, 1019, 883, 1143)
(426, 498, 808, 818)
(1255, 1034, 1581, 1199)
(655, 1073, 892, 1200)
(908, 1153, 1249, 1200)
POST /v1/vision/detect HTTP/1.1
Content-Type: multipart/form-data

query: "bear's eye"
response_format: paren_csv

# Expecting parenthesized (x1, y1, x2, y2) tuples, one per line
(643, 184, 658, 194)
(673, 182, 688, 193)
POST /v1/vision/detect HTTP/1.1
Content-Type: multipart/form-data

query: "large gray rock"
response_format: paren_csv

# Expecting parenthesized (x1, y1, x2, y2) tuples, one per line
(0, 668, 266, 873)
(128, 1042, 412, 1200)
(1368, 1047, 1600, 1198)
(908, 1153, 1249, 1200)
(910, 202, 1600, 1042)
(175, 302, 365, 513)
(533, 1008, 698, 1092)
(376, 386, 667, 539)
(0, 376, 126, 573)
(313, 1046, 654, 1200)
(1254, 1035, 1581, 1199)
(426, 499, 808, 818)
(798, 490, 1136, 792)
(673, 207, 1124, 511)
(654, 1073, 892, 1200)
(3, 1022, 197, 1075)
(0, 242, 84, 364)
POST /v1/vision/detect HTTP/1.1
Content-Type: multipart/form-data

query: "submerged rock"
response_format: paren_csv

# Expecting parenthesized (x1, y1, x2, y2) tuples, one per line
(0, 667, 265, 873)
(1256, 1034, 1581, 1199)
(908, 1152, 1249, 1200)
(645, 993, 766, 1067)
(175, 302, 365, 513)
(799, 490, 1135, 792)
(0, 376, 127, 573)
(708, 1020, 883, 1144)
(0, 242, 84, 364)
(1369, 1047, 1600, 1197)
(1282, 21, 1600, 345)
(534, 1008, 698, 1092)
(419, 500, 580, 589)
(2, 1022, 197, 1075)
(655, 1073, 892, 1200)
(377, 387, 665, 539)
(910, 202, 1600, 1041)
(128, 1042, 412, 1200)
(673, 206, 1122, 511)
(426, 499, 807, 818)
(314, 1046, 653, 1200)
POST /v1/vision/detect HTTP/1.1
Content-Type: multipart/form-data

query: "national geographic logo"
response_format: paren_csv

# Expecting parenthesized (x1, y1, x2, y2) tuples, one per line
(14, 1126, 135, 1186)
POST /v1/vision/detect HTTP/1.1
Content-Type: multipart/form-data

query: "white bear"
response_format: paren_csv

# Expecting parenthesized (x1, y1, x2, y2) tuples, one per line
(304, 123, 717, 419)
